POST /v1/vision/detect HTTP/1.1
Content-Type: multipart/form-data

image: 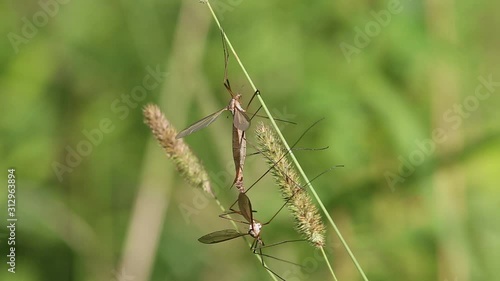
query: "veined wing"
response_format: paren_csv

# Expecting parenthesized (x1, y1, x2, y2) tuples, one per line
(198, 229, 247, 244)
(176, 108, 227, 139)
(233, 109, 251, 132)
(238, 193, 253, 223)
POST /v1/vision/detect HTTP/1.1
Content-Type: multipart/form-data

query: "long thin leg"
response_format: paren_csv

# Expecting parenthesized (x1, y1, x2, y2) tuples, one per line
(249, 113, 297, 125)
(261, 184, 309, 226)
(221, 30, 230, 90)
(249, 105, 262, 121)
(227, 119, 328, 210)
(246, 89, 260, 109)
(219, 209, 256, 225)
(246, 118, 326, 192)
(246, 146, 329, 157)
(228, 142, 299, 211)
(218, 214, 250, 225)
(254, 252, 305, 268)
(261, 164, 344, 226)
(243, 103, 297, 125)
(255, 239, 307, 249)
(255, 246, 286, 281)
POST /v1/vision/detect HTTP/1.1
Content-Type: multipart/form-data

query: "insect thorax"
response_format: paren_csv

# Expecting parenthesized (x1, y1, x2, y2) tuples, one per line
(248, 221, 262, 238)
(227, 98, 237, 114)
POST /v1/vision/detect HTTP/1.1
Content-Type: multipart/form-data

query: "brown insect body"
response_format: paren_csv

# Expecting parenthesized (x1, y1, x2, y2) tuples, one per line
(232, 125, 246, 192)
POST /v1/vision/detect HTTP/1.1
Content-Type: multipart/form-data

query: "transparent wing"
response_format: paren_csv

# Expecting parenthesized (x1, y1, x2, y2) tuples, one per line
(238, 193, 253, 223)
(176, 108, 227, 139)
(233, 108, 251, 132)
(198, 229, 247, 244)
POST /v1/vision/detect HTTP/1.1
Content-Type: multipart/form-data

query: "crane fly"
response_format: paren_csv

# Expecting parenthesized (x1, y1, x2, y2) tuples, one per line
(177, 31, 297, 192)
(175, 31, 258, 193)
(219, 31, 258, 192)
(198, 192, 305, 281)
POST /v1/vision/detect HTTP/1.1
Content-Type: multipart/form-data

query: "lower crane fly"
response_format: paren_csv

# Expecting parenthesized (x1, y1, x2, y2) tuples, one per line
(198, 192, 304, 281)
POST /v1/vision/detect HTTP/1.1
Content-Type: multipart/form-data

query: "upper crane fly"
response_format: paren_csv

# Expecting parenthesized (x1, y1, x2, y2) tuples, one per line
(176, 32, 257, 193)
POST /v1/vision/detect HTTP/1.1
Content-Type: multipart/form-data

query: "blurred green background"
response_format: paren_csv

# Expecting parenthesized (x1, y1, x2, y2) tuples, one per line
(1, 0, 499, 280)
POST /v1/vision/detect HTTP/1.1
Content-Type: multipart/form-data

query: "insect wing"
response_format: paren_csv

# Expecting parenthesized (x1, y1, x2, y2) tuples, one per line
(231, 125, 246, 190)
(233, 109, 251, 132)
(176, 108, 227, 139)
(238, 193, 253, 223)
(198, 229, 246, 244)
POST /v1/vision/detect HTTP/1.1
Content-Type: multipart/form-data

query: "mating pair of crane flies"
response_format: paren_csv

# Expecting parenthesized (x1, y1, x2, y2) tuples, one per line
(176, 31, 320, 280)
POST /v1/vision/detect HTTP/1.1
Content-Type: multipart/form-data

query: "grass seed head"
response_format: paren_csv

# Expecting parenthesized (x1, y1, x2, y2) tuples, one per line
(255, 122, 325, 247)
(143, 104, 214, 197)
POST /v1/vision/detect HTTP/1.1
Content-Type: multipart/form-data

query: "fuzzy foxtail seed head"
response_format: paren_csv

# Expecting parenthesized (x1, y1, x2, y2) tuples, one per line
(143, 104, 214, 197)
(255, 122, 325, 247)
